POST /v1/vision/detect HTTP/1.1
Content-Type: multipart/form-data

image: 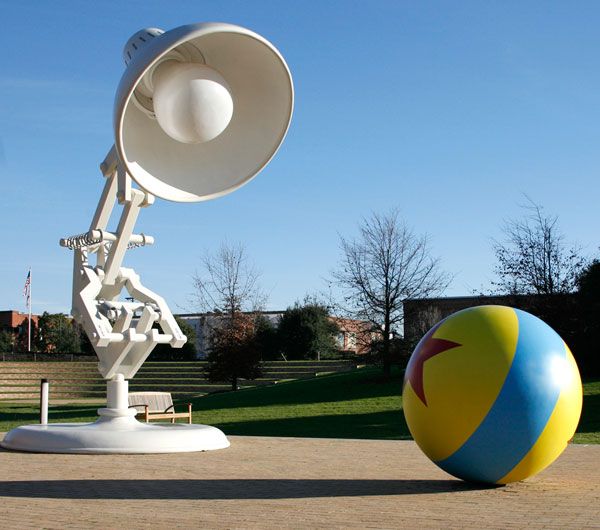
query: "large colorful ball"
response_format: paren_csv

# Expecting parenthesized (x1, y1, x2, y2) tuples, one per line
(403, 305, 582, 484)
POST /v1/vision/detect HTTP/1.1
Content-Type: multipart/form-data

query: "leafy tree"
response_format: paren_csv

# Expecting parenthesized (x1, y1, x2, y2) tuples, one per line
(367, 335, 412, 367)
(149, 317, 198, 361)
(36, 312, 82, 353)
(0, 330, 14, 353)
(578, 259, 600, 298)
(492, 198, 586, 295)
(78, 323, 95, 355)
(575, 259, 600, 375)
(278, 302, 339, 360)
(333, 209, 450, 376)
(254, 315, 280, 360)
(205, 312, 262, 391)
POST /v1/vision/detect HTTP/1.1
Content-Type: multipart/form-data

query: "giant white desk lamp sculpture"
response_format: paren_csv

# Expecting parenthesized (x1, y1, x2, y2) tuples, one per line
(2, 23, 293, 453)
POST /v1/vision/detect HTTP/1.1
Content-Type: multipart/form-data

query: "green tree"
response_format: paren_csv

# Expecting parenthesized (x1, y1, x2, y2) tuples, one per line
(78, 323, 95, 355)
(0, 330, 14, 353)
(149, 317, 198, 361)
(36, 312, 82, 353)
(278, 302, 340, 360)
(575, 259, 600, 375)
(578, 259, 600, 298)
(254, 315, 280, 360)
(205, 312, 262, 391)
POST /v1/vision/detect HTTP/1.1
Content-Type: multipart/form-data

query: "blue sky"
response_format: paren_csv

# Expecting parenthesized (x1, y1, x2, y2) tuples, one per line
(1, 1, 599, 315)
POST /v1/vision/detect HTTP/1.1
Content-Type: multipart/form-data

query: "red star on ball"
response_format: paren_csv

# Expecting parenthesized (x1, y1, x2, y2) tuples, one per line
(405, 322, 461, 406)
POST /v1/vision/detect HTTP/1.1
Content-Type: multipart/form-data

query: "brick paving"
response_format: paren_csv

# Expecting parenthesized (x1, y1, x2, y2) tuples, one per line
(0, 434, 598, 529)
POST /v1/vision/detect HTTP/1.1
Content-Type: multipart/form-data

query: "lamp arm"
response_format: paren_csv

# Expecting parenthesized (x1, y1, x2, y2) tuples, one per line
(61, 147, 187, 380)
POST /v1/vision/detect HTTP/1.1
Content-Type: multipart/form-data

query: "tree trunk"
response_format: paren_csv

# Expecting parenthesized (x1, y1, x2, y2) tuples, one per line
(382, 317, 391, 378)
(382, 342, 391, 377)
(231, 376, 239, 391)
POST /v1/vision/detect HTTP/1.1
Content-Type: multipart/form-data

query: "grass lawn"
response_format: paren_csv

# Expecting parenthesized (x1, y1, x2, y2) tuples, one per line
(576, 378, 600, 444)
(0, 367, 598, 444)
(192, 366, 406, 440)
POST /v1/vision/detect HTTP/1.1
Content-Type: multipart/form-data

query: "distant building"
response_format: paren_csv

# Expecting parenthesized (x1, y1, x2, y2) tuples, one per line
(332, 317, 376, 355)
(403, 294, 576, 345)
(176, 311, 282, 359)
(176, 311, 375, 359)
(0, 310, 39, 351)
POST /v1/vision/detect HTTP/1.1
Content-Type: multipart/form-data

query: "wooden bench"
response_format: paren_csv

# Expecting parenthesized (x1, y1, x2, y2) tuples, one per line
(128, 391, 192, 424)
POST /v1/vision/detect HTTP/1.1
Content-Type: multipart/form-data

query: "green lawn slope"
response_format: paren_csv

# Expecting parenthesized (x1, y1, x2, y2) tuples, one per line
(0, 367, 598, 443)
(191, 366, 407, 440)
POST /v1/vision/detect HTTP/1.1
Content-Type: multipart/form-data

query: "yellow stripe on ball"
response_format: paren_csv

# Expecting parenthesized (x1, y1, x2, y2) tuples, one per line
(497, 346, 583, 484)
(403, 306, 518, 461)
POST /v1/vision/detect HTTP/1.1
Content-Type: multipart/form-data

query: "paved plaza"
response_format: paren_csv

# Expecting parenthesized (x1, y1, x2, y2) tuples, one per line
(0, 434, 598, 529)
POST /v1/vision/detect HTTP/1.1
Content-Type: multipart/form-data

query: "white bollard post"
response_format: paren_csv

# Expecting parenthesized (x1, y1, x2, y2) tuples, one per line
(40, 379, 49, 425)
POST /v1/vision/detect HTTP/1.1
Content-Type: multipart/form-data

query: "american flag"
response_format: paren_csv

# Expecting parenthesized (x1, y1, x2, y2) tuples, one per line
(23, 269, 31, 303)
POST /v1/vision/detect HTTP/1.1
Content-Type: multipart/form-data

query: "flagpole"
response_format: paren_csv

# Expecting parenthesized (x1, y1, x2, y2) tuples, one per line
(28, 268, 32, 353)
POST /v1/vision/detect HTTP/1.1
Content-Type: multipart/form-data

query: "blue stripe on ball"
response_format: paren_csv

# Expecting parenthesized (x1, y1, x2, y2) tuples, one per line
(436, 309, 565, 483)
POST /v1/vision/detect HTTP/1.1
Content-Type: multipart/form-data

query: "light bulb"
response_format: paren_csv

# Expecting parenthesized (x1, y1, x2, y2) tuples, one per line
(152, 61, 233, 144)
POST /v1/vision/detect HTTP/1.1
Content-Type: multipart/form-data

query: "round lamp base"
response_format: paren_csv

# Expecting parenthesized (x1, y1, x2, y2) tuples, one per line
(1, 416, 230, 454)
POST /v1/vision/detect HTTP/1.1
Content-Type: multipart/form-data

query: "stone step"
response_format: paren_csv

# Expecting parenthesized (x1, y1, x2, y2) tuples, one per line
(0, 359, 356, 399)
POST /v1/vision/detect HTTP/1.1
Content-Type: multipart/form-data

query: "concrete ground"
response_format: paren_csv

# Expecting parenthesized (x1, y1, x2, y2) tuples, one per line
(0, 434, 598, 529)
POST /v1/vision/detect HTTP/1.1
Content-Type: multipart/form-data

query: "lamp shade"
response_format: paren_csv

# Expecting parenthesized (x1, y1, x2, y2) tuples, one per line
(114, 23, 294, 202)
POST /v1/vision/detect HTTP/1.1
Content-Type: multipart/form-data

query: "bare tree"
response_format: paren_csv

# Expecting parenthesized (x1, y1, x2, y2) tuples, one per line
(492, 198, 586, 295)
(192, 241, 266, 390)
(332, 209, 451, 376)
(192, 241, 266, 317)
